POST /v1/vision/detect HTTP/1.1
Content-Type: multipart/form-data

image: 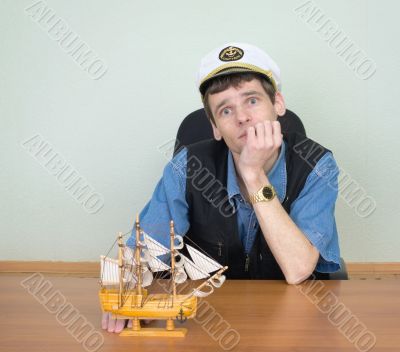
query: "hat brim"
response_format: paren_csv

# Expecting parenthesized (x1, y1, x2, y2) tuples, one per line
(199, 66, 277, 96)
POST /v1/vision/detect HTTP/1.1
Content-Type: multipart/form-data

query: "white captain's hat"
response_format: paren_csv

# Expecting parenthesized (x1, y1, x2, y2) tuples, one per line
(197, 42, 281, 96)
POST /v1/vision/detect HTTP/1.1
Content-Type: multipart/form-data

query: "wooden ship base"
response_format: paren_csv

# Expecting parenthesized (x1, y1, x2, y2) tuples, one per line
(100, 288, 197, 337)
(119, 318, 187, 337)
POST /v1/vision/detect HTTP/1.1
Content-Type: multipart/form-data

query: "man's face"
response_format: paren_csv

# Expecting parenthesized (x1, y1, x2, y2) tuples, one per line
(208, 78, 286, 155)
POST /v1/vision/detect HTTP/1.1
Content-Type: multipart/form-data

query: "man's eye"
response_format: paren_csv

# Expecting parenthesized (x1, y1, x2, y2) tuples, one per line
(221, 108, 231, 116)
(249, 98, 257, 105)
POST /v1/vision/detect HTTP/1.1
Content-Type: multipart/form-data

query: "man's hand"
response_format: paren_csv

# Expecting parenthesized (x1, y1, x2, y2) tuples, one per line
(237, 120, 282, 185)
(101, 312, 130, 333)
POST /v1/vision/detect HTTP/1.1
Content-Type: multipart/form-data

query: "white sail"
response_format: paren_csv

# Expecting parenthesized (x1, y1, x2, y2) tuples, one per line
(174, 253, 185, 268)
(141, 266, 154, 287)
(182, 254, 210, 280)
(123, 249, 154, 287)
(123, 270, 137, 286)
(143, 233, 170, 256)
(100, 255, 136, 285)
(123, 246, 150, 265)
(100, 256, 119, 285)
(126, 235, 171, 272)
(210, 275, 226, 288)
(193, 283, 214, 298)
(174, 235, 184, 249)
(140, 248, 151, 263)
(186, 244, 223, 273)
(172, 253, 210, 284)
(123, 247, 135, 262)
(147, 255, 171, 272)
(174, 267, 188, 284)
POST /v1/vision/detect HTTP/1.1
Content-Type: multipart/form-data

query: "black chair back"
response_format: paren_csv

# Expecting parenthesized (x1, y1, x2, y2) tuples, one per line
(174, 108, 306, 156)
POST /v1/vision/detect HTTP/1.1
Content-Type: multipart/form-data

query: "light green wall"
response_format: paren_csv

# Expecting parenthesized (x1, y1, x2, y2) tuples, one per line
(1, 0, 399, 261)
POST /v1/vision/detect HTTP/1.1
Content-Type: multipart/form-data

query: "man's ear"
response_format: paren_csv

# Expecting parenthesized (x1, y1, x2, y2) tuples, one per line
(274, 91, 286, 117)
(211, 121, 222, 141)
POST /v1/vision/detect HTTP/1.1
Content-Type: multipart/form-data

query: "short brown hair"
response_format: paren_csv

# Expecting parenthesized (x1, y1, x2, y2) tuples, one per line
(202, 72, 276, 125)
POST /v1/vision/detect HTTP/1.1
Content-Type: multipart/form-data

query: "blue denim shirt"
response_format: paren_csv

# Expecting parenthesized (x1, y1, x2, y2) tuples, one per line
(127, 141, 341, 273)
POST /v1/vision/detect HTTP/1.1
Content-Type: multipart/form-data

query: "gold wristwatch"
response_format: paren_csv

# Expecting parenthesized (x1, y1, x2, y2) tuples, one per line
(249, 185, 276, 204)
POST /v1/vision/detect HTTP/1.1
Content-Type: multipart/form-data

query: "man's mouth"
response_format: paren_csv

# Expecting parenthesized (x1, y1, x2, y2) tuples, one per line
(238, 132, 247, 139)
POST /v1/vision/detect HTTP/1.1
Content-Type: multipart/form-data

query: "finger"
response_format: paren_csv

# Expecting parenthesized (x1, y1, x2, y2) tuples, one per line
(271, 121, 282, 147)
(101, 312, 109, 330)
(246, 126, 256, 148)
(263, 121, 273, 146)
(255, 122, 265, 146)
(107, 315, 117, 333)
(114, 319, 126, 333)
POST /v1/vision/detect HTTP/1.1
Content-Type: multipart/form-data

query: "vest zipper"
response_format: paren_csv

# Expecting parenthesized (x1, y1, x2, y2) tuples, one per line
(245, 255, 250, 272)
(217, 241, 222, 256)
(282, 195, 289, 205)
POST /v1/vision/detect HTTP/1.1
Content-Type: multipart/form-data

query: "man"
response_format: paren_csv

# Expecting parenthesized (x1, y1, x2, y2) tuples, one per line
(103, 42, 341, 333)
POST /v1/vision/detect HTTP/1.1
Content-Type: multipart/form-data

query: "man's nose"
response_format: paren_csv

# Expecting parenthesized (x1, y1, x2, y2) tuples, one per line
(236, 107, 250, 124)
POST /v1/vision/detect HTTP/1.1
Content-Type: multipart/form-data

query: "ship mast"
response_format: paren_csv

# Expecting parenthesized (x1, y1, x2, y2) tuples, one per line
(117, 232, 123, 308)
(170, 220, 177, 298)
(135, 214, 142, 297)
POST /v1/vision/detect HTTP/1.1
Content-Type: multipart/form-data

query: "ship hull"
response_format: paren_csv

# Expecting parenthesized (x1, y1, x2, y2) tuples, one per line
(99, 288, 197, 319)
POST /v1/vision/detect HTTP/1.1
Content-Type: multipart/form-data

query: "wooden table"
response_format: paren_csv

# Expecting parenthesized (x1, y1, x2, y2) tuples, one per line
(1, 275, 399, 352)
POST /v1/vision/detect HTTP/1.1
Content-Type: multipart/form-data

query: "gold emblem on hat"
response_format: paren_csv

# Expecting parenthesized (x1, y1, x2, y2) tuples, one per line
(219, 46, 244, 61)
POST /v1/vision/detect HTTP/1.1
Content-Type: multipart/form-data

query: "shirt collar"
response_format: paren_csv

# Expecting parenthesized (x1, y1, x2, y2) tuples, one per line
(227, 141, 287, 203)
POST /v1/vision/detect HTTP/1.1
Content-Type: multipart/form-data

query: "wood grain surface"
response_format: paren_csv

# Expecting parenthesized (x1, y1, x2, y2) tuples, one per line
(1, 275, 399, 352)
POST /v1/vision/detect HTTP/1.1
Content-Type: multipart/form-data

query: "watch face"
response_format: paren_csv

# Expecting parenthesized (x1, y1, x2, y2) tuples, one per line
(262, 186, 274, 199)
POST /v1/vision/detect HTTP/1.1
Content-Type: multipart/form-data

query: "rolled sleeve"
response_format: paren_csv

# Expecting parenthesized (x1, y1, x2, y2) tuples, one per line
(289, 152, 341, 273)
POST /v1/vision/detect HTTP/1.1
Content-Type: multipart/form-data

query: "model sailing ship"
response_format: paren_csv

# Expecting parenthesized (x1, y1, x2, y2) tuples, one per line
(99, 215, 228, 336)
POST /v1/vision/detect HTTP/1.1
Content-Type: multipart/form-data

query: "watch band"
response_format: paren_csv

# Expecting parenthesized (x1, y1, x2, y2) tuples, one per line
(249, 185, 276, 204)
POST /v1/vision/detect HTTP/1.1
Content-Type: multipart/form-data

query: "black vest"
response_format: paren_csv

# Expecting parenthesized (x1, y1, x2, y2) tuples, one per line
(184, 132, 331, 280)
